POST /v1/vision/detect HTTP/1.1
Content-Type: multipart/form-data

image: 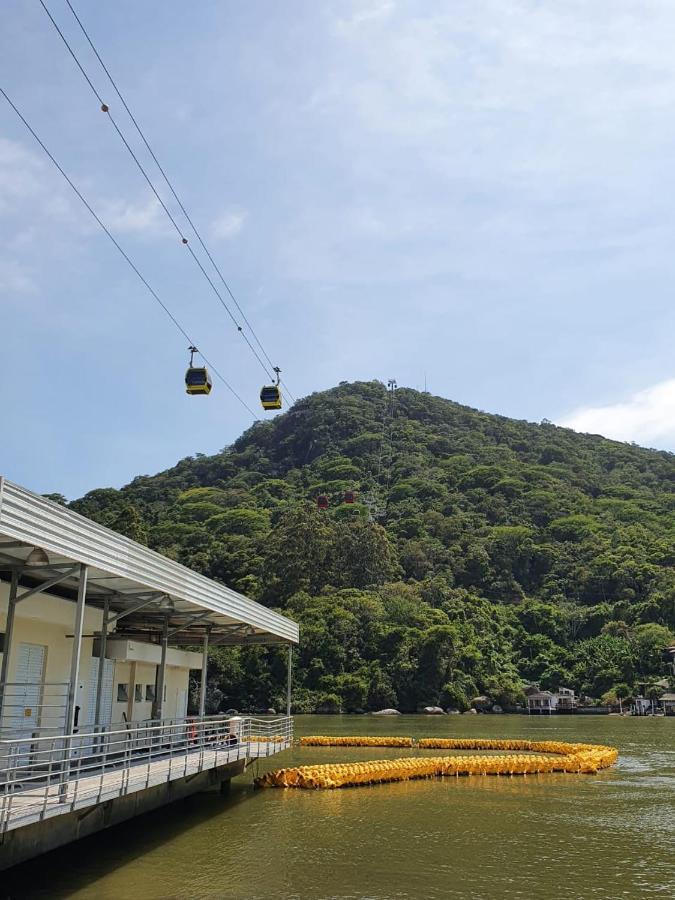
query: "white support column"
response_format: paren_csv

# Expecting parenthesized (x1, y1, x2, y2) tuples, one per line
(198, 628, 210, 718)
(66, 564, 88, 735)
(286, 645, 293, 717)
(93, 597, 109, 727)
(0, 570, 19, 725)
(153, 618, 169, 720)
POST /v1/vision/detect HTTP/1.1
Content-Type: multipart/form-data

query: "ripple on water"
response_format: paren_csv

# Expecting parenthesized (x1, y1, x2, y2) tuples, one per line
(3, 715, 675, 900)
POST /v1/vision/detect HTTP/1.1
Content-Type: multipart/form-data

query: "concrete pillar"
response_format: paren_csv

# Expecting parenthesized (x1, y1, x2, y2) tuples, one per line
(0, 570, 19, 726)
(65, 564, 88, 735)
(93, 597, 109, 727)
(152, 618, 169, 720)
(198, 628, 210, 718)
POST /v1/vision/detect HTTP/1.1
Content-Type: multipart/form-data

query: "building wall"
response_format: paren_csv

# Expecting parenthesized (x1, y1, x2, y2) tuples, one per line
(164, 665, 190, 718)
(1, 581, 200, 731)
(110, 659, 133, 724)
(0, 581, 103, 732)
(93, 657, 197, 725)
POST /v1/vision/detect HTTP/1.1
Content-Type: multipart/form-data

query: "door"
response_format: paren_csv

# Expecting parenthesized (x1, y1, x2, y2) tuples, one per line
(13, 643, 46, 736)
(177, 688, 188, 719)
(84, 657, 114, 728)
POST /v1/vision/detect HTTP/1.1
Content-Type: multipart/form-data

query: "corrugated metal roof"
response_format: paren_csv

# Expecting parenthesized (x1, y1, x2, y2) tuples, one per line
(0, 477, 298, 645)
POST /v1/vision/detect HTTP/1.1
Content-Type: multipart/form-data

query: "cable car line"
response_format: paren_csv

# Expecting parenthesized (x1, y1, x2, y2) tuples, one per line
(0, 85, 256, 418)
(61, 0, 293, 403)
(39, 0, 295, 404)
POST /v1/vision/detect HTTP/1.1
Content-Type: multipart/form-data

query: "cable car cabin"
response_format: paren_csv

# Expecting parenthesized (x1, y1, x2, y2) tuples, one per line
(344, 491, 355, 504)
(185, 366, 212, 395)
(317, 494, 329, 510)
(260, 384, 282, 410)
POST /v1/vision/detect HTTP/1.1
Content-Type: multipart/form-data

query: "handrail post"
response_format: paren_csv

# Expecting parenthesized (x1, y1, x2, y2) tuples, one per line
(198, 627, 210, 718)
(286, 645, 293, 717)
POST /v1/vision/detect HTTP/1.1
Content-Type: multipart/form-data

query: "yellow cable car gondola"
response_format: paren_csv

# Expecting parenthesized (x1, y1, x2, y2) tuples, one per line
(185, 345, 212, 395)
(260, 367, 282, 410)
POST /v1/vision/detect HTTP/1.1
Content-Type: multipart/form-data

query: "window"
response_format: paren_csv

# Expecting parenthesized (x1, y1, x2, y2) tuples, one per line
(134, 684, 143, 702)
(145, 684, 156, 701)
(117, 683, 129, 702)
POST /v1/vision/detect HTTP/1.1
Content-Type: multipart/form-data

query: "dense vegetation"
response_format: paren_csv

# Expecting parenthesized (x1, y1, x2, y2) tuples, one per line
(67, 381, 675, 713)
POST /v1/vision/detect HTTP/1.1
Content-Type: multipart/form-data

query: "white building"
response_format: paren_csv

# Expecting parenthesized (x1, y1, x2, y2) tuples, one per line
(659, 692, 675, 716)
(526, 686, 576, 714)
(0, 584, 204, 737)
(0, 477, 299, 869)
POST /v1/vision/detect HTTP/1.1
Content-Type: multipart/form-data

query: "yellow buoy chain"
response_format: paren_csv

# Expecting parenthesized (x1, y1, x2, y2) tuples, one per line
(256, 738, 618, 789)
(299, 736, 413, 748)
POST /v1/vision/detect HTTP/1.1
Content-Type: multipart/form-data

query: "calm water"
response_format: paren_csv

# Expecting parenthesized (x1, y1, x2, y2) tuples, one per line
(4, 715, 674, 899)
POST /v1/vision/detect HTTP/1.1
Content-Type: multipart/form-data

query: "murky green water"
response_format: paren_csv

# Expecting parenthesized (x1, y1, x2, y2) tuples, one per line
(4, 715, 674, 899)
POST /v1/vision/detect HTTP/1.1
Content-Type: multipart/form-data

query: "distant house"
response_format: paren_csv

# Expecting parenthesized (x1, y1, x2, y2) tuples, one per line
(659, 692, 675, 716)
(632, 697, 652, 716)
(526, 686, 576, 715)
(527, 690, 556, 714)
(555, 687, 576, 711)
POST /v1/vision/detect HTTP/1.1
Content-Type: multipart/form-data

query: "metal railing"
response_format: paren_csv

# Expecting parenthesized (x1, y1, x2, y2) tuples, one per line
(0, 682, 68, 739)
(0, 714, 293, 834)
(244, 715, 294, 757)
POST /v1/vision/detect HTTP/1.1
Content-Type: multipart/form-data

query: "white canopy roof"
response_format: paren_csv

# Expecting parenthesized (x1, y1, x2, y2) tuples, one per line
(0, 477, 298, 646)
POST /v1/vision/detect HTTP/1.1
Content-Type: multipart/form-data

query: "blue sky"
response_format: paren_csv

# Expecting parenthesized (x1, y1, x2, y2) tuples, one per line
(4, 0, 675, 499)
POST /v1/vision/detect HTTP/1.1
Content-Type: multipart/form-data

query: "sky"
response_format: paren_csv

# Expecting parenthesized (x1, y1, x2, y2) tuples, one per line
(3, 1, 675, 499)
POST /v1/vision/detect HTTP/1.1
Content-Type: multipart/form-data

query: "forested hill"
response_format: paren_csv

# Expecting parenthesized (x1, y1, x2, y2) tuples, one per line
(67, 381, 675, 713)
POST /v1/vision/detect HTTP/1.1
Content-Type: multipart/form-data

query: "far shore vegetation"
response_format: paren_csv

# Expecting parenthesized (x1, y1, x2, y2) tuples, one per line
(65, 381, 675, 714)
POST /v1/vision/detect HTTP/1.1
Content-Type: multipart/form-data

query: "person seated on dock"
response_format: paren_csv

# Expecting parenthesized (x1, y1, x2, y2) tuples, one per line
(226, 716, 242, 747)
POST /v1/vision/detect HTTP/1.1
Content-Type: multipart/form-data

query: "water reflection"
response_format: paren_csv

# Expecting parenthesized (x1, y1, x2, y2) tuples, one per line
(3, 715, 674, 900)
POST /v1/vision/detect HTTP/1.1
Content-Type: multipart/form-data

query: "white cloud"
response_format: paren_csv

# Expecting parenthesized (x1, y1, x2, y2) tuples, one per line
(288, 0, 675, 289)
(99, 196, 170, 237)
(0, 137, 74, 222)
(211, 209, 246, 240)
(0, 259, 35, 294)
(560, 378, 675, 448)
(335, 0, 395, 33)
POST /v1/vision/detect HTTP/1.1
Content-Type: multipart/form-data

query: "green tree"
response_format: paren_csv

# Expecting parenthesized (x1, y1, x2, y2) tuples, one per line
(261, 506, 334, 602)
(109, 502, 148, 545)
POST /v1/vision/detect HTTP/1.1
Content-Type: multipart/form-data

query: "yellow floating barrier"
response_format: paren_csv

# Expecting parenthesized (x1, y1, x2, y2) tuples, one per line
(248, 735, 286, 743)
(256, 739, 618, 789)
(299, 736, 413, 748)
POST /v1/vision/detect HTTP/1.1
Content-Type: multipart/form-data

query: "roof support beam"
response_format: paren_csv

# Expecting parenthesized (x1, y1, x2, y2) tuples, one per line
(106, 594, 163, 625)
(166, 611, 212, 639)
(209, 624, 252, 646)
(16, 565, 80, 603)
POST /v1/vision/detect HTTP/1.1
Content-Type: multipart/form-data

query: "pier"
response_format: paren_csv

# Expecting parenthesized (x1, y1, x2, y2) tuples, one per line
(0, 478, 298, 869)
